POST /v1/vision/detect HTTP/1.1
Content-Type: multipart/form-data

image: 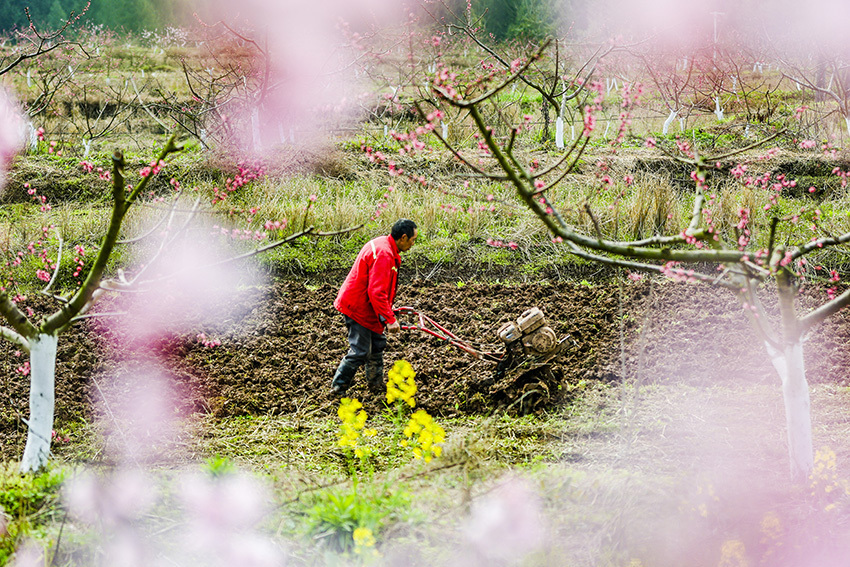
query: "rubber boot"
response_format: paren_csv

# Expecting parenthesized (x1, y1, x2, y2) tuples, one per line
(331, 360, 358, 395)
(365, 360, 384, 394)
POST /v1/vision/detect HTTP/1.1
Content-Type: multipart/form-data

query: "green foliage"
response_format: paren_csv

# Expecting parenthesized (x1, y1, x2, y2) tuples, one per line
(0, 463, 66, 563)
(203, 455, 236, 478)
(0, 0, 193, 33)
(303, 485, 411, 553)
(676, 128, 740, 151)
(0, 0, 87, 32)
(261, 236, 356, 275)
(473, 0, 561, 41)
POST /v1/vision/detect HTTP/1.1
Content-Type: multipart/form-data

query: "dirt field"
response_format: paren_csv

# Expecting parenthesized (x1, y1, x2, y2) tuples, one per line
(2, 271, 849, 459)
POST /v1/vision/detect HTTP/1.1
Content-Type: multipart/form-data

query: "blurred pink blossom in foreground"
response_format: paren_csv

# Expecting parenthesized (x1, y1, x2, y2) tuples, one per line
(181, 472, 284, 566)
(96, 365, 182, 462)
(195, 0, 403, 148)
(0, 87, 25, 190)
(464, 475, 546, 563)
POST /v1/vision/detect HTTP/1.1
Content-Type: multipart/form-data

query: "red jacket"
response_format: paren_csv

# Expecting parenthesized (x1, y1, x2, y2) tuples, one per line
(334, 235, 400, 333)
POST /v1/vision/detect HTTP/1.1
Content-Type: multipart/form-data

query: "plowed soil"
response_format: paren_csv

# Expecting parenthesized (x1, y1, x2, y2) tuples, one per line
(1, 274, 849, 457)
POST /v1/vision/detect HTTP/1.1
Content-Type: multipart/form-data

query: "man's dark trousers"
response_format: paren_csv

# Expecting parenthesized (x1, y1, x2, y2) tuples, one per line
(332, 316, 387, 392)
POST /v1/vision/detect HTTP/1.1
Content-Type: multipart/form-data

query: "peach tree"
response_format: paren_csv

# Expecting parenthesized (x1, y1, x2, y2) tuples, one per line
(375, 24, 849, 480)
(0, 126, 356, 473)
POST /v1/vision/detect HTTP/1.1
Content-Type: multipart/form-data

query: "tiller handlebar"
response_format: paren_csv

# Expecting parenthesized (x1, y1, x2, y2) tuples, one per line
(393, 306, 503, 362)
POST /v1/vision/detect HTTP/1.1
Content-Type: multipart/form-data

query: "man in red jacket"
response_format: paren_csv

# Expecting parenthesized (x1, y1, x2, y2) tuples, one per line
(331, 219, 418, 395)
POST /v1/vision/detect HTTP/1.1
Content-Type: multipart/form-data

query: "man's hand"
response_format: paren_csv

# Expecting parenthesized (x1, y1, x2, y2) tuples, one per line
(387, 320, 401, 334)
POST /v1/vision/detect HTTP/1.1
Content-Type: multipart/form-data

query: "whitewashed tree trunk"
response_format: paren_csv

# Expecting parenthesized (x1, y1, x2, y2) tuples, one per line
(662, 109, 677, 135)
(251, 107, 262, 151)
(20, 334, 59, 473)
(555, 116, 564, 149)
(714, 97, 724, 121)
(557, 83, 567, 148)
(765, 340, 813, 480)
(844, 114, 850, 137)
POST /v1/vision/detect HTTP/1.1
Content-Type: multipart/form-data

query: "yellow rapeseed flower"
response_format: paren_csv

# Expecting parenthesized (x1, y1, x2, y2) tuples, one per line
(809, 445, 847, 510)
(336, 398, 371, 457)
(402, 409, 446, 463)
(386, 360, 417, 408)
(353, 527, 375, 548)
(759, 511, 782, 545)
(353, 526, 379, 559)
(717, 539, 749, 567)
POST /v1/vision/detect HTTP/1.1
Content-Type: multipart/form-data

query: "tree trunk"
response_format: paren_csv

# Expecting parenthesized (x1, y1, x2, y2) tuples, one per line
(555, 116, 564, 149)
(20, 333, 58, 473)
(662, 109, 677, 135)
(541, 99, 550, 142)
(765, 340, 813, 480)
(770, 268, 814, 481)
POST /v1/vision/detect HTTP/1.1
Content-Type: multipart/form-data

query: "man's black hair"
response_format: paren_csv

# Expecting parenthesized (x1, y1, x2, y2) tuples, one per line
(391, 218, 417, 240)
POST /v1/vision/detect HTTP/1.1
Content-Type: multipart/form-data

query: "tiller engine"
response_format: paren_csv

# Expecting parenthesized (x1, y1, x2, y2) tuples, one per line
(393, 306, 570, 387)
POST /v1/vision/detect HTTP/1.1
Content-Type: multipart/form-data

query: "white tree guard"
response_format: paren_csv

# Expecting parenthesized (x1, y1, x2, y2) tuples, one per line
(20, 334, 58, 473)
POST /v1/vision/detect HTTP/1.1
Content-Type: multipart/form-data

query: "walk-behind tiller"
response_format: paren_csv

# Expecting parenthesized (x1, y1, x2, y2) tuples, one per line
(393, 306, 571, 411)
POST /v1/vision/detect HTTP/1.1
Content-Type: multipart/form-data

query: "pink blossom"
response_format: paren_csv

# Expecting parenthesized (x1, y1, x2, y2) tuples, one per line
(0, 88, 25, 187)
(583, 107, 596, 136)
(36, 269, 50, 282)
(197, 333, 222, 348)
(465, 476, 545, 562)
(730, 164, 748, 178)
(65, 468, 156, 526)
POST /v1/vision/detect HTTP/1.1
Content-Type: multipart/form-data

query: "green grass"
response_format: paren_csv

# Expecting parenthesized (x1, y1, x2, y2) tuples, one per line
(19, 381, 850, 566)
(0, 463, 66, 564)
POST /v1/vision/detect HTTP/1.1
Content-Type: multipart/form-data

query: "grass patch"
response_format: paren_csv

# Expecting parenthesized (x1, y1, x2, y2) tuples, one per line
(0, 463, 66, 564)
(14, 382, 850, 566)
